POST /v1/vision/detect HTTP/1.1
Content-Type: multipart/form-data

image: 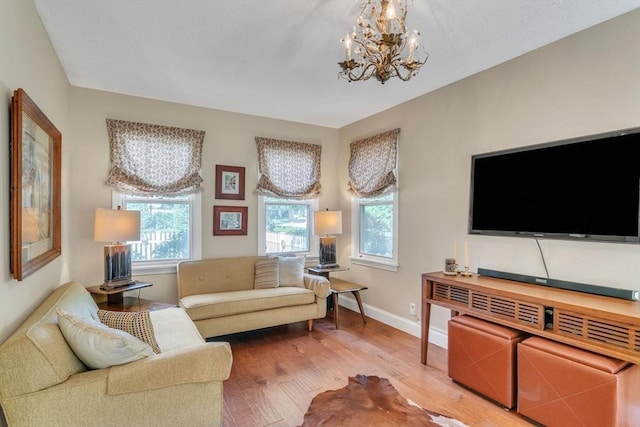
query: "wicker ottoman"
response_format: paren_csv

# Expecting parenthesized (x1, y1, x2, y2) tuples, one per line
(518, 337, 640, 427)
(448, 314, 526, 408)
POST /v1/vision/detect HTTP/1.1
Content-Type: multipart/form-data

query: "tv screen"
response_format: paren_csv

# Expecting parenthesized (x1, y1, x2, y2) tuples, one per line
(469, 127, 640, 243)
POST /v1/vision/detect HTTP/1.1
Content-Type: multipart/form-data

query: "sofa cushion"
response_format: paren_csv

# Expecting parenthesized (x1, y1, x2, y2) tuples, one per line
(149, 307, 205, 352)
(180, 287, 316, 321)
(178, 256, 263, 297)
(98, 309, 161, 354)
(58, 309, 154, 369)
(254, 258, 279, 289)
(278, 256, 305, 287)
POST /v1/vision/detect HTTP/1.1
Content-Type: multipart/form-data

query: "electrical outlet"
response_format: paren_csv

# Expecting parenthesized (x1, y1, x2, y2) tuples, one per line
(409, 303, 416, 315)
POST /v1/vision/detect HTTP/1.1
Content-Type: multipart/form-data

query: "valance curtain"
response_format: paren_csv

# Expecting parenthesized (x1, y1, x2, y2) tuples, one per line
(105, 119, 205, 195)
(255, 137, 321, 199)
(348, 128, 399, 198)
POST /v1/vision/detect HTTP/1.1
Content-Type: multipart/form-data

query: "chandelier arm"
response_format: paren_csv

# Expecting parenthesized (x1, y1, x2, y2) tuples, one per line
(390, 62, 412, 82)
(349, 62, 379, 82)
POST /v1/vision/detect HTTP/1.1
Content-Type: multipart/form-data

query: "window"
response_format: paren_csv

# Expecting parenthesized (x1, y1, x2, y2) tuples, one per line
(113, 192, 201, 274)
(105, 119, 205, 274)
(348, 128, 400, 271)
(258, 196, 318, 256)
(351, 192, 398, 271)
(255, 136, 322, 259)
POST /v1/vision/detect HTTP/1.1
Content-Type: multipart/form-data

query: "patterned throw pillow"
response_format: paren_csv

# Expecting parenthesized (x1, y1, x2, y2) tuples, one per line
(254, 258, 279, 289)
(278, 256, 305, 287)
(98, 309, 161, 354)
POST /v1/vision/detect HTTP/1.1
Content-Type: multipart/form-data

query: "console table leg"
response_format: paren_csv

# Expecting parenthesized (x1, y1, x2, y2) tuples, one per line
(421, 279, 433, 365)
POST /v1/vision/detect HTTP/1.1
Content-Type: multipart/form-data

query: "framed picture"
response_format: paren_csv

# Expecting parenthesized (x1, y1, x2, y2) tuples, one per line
(10, 88, 62, 281)
(215, 165, 245, 200)
(213, 206, 248, 236)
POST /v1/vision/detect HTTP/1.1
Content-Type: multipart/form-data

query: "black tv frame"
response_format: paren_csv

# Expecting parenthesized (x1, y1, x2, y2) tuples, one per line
(468, 126, 640, 244)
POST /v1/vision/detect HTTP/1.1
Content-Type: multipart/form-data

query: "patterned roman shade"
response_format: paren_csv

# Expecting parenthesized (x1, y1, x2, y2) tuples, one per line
(105, 119, 205, 195)
(348, 128, 399, 197)
(255, 137, 321, 199)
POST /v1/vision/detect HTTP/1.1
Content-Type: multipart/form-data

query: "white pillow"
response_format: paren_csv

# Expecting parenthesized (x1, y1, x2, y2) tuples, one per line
(278, 256, 305, 287)
(57, 309, 154, 369)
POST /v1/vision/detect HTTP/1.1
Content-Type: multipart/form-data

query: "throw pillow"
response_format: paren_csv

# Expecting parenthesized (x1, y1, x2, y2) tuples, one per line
(97, 309, 161, 354)
(278, 256, 305, 287)
(254, 258, 279, 289)
(57, 309, 154, 369)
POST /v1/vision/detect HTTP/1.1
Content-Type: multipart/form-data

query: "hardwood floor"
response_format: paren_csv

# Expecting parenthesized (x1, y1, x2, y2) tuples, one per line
(214, 308, 533, 427)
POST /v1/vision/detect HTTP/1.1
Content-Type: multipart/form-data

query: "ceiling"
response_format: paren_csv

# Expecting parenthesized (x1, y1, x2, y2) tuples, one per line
(34, 0, 640, 129)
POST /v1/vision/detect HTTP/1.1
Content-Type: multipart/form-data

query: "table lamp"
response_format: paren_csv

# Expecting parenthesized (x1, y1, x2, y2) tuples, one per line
(94, 206, 140, 289)
(314, 209, 342, 269)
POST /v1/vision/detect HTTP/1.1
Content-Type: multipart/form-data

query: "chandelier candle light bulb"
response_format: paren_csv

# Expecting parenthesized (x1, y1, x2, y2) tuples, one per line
(386, 0, 396, 19)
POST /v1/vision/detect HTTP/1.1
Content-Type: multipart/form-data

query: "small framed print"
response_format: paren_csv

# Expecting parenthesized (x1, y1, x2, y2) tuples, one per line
(215, 165, 245, 200)
(213, 206, 248, 236)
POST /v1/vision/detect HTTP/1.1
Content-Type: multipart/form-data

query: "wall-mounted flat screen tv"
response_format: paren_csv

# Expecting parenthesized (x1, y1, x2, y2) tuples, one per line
(469, 127, 640, 243)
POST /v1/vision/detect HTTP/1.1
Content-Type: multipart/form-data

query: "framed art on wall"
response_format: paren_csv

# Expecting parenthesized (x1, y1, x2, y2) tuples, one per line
(215, 165, 245, 200)
(10, 88, 62, 281)
(213, 206, 248, 235)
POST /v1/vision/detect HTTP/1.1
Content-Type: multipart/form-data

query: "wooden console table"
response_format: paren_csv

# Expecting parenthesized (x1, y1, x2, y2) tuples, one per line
(422, 272, 640, 365)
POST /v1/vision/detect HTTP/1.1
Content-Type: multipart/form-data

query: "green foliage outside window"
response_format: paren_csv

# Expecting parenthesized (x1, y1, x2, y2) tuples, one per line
(126, 200, 190, 261)
(360, 201, 393, 258)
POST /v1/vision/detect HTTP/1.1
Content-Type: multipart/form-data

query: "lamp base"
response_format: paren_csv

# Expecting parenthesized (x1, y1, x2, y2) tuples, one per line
(100, 278, 136, 290)
(102, 243, 133, 289)
(316, 262, 340, 269)
(318, 235, 338, 269)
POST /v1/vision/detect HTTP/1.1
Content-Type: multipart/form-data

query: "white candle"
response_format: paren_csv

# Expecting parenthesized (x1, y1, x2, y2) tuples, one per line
(344, 34, 352, 60)
(454, 242, 457, 262)
(464, 241, 469, 267)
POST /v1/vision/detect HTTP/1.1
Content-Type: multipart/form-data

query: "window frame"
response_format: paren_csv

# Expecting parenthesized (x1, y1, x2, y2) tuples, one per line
(112, 191, 202, 275)
(257, 195, 319, 260)
(350, 191, 399, 271)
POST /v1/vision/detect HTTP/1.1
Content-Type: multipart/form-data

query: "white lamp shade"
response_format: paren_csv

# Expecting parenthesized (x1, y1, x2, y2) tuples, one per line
(94, 208, 141, 242)
(314, 210, 342, 236)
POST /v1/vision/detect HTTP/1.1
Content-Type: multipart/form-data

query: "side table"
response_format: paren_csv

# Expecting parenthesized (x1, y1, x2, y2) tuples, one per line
(306, 267, 368, 329)
(87, 281, 175, 312)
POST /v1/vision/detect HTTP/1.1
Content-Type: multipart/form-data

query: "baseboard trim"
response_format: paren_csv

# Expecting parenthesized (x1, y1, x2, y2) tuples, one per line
(336, 296, 448, 349)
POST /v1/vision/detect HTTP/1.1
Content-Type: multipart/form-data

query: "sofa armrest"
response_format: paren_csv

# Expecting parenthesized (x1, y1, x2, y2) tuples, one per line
(107, 342, 232, 395)
(303, 274, 331, 298)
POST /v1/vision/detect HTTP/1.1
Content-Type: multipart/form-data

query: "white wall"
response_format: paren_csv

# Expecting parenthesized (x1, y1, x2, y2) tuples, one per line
(337, 9, 640, 334)
(0, 0, 71, 342)
(68, 88, 340, 304)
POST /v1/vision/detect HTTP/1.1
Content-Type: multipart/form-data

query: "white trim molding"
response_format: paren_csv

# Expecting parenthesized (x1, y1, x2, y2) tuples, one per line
(335, 295, 448, 349)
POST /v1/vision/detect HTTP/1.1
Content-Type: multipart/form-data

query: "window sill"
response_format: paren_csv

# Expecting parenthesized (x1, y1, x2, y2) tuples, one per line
(132, 262, 180, 276)
(350, 256, 398, 272)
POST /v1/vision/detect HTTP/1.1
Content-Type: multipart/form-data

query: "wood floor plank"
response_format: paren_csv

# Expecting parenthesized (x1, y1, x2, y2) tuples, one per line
(219, 308, 532, 427)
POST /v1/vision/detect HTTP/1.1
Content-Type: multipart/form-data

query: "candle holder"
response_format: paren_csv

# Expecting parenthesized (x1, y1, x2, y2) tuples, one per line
(460, 266, 473, 277)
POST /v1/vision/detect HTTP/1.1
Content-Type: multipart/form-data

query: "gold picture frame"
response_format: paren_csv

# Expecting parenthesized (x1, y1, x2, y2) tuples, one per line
(10, 88, 62, 281)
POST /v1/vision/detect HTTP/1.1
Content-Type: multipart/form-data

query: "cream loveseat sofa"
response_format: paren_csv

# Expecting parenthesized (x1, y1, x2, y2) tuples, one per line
(0, 281, 232, 427)
(177, 256, 331, 339)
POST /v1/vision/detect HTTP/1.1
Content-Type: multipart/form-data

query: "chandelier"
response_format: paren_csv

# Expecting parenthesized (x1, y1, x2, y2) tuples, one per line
(338, 0, 428, 84)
